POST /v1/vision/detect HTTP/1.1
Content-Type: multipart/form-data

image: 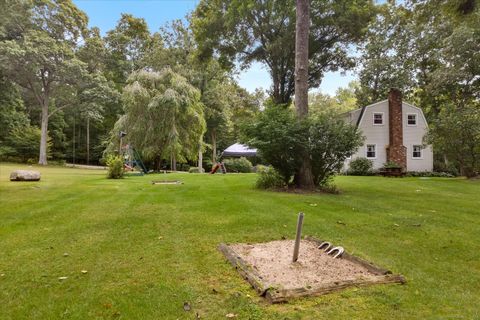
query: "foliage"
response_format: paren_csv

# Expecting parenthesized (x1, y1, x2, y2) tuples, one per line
(109, 68, 206, 170)
(104, 14, 152, 87)
(188, 167, 205, 173)
(308, 114, 364, 185)
(433, 159, 459, 177)
(426, 104, 480, 177)
(242, 106, 303, 184)
(177, 163, 190, 172)
(243, 106, 362, 187)
(192, 0, 375, 104)
(348, 157, 374, 176)
(383, 161, 402, 169)
(255, 166, 285, 189)
(1, 126, 48, 162)
(310, 81, 360, 115)
(0, 0, 89, 165)
(0, 76, 30, 157)
(405, 171, 454, 178)
(223, 157, 253, 173)
(106, 155, 124, 179)
(356, 3, 417, 106)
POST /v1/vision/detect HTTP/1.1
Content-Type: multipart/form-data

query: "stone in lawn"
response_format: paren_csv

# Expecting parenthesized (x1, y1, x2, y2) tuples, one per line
(10, 170, 41, 181)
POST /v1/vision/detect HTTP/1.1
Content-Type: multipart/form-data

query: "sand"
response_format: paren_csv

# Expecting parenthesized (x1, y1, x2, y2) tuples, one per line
(230, 240, 376, 290)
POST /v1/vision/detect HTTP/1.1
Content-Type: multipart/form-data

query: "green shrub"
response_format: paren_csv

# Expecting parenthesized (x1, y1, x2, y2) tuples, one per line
(242, 106, 363, 186)
(433, 160, 459, 176)
(255, 167, 285, 189)
(383, 161, 401, 169)
(348, 157, 373, 175)
(254, 164, 269, 173)
(223, 157, 253, 173)
(177, 163, 190, 172)
(106, 155, 124, 179)
(405, 171, 454, 178)
(189, 167, 205, 173)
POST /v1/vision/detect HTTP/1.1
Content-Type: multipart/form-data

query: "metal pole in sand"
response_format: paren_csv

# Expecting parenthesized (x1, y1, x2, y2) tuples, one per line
(292, 212, 304, 262)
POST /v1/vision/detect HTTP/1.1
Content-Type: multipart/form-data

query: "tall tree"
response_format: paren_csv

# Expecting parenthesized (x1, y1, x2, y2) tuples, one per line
(104, 14, 152, 88)
(0, 0, 88, 165)
(110, 68, 206, 170)
(294, 0, 314, 188)
(192, 0, 375, 104)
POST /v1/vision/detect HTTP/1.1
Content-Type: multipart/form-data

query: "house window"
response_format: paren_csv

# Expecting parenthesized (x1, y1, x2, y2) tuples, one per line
(366, 144, 376, 158)
(407, 113, 417, 126)
(373, 113, 384, 125)
(412, 145, 422, 158)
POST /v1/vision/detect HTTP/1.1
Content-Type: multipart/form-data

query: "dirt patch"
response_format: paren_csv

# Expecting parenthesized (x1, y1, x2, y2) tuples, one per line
(220, 237, 405, 302)
(230, 240, 375, 290)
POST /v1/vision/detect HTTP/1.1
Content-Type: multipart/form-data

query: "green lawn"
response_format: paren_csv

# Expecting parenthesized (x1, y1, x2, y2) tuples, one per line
(0, 163, 479, 319)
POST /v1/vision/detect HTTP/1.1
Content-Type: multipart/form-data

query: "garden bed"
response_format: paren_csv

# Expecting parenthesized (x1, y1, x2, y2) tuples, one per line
(219, 236, 405, 303)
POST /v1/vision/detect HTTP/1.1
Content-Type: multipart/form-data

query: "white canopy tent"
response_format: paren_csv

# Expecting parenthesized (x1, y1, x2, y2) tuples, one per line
(222, 143, 257, 157)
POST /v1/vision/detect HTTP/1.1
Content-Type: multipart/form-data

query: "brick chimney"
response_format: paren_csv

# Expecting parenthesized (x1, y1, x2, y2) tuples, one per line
(386, 88, 407, 169)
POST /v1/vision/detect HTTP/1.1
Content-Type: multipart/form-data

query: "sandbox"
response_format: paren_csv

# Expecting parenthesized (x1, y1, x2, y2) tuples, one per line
(219, 236, 405, 303)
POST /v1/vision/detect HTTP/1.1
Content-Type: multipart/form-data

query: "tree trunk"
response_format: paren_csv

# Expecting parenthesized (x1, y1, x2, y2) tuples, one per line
(73, 112, 76, 165)
(172, 153, 177, 171)
(86, 117, 90, 165)
(198, 141, 203, 172)
(211, 129, 217, 162)
(38, 98, 49, 165)
(294, 0, 314, 189)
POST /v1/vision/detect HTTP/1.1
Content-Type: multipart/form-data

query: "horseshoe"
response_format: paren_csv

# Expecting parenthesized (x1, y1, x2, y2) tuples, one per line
(326, 246, 344, 258)
(318, 241, 332, 251)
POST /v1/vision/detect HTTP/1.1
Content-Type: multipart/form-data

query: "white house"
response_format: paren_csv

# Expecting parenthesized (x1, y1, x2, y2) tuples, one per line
(343, 89, 433, 172)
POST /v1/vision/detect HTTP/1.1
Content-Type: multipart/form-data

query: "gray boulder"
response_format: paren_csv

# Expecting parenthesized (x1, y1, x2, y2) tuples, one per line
(10, 170, 41, 181)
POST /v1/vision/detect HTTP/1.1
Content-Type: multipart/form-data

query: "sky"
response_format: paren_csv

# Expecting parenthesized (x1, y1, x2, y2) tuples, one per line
(73, 0, 357, 96)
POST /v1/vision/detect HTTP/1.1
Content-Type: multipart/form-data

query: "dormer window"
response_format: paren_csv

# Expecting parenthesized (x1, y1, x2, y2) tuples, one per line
(407, 113, 417, 126)
(373, 112, 384, 125)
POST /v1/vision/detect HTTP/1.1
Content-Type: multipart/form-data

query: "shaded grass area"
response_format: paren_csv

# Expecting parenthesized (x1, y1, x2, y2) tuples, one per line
(0, 163, 479, 319)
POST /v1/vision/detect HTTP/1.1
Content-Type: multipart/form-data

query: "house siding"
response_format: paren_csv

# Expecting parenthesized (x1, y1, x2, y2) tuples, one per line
(343, 100, 433, 172)
(403, 103, 433, 171)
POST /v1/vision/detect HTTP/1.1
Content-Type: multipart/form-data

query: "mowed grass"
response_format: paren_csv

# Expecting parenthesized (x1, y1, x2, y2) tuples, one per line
(0, 163, 479, 319)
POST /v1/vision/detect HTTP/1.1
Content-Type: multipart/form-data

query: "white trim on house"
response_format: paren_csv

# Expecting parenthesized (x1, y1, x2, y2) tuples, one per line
(407, 113, 418, 126)
(366, 144, 377, 159)
(373, 112, 385, 126)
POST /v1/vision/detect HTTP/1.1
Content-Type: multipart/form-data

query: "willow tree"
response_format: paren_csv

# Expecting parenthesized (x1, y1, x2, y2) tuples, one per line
(116, 68, 206, 170)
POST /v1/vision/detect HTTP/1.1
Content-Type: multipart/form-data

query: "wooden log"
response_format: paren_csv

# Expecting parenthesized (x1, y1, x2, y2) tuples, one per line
(265, 274, 406, 303)
(218, 243, 271, 295)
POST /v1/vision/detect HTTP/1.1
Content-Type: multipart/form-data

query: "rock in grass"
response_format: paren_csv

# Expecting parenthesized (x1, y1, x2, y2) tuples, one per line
(58, 276, 68, 280)
(10, 170, 41, 181)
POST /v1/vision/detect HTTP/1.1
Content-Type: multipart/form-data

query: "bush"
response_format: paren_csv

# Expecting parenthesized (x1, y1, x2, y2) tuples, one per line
(223, 157, 253, 173)
(189, 167, 205, 173)
(434, 160, 459, 176)
(405, 171, 454, 178)
(177, 163, 190, 172)
(348, 157, 373, 175)
(106, 155, 124, 179)
(242, 106, 363, 187)
(255, 167, 285, 189)
(383, 161, 402, 169)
